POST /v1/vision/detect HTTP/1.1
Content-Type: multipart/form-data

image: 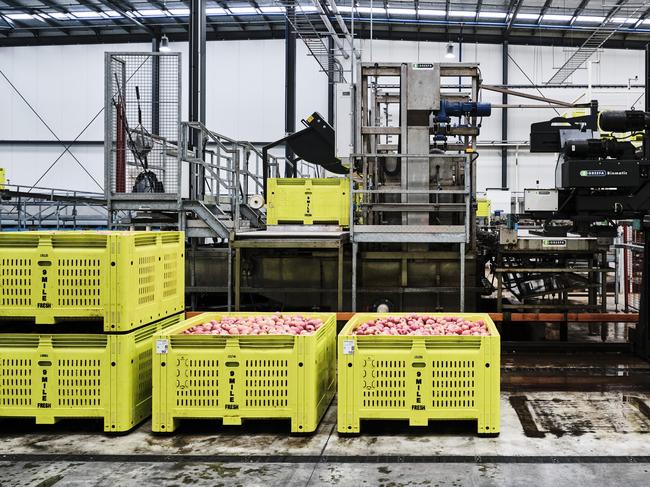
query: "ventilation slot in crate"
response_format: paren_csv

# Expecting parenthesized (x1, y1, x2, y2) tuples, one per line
(137, 256, 156, 305)
(431, 360, 476, 409)
(0, 358, 33, 406)
(57, 359, 102, 407)
(175, 359, 219, 407)
(244, 359, 289, 408)
(51, 235, 107, 248)
(162, 253, 179, 298)
(0, 236, 39, 248)
(161, 233, 180, 244)
(136, 348, 152, 404)
(0, 258, 32, 306)
(134, 235, 157, 247)
(362, 360, 406, 408)
(56, 258, 101, 307)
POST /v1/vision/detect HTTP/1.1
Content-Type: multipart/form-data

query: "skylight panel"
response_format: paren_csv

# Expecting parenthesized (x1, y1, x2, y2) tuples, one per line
(418, 9, 446, 17)
(168, 8, 190, 16)
(542, 14, 573, 22)
(478, 12, 507, 19)
(448, 11, 476, 18)
(7, 13, 33, 20)
(137, 9, 166, 18)
(575, 16, 605, 23)
(229, 7, 259, 15)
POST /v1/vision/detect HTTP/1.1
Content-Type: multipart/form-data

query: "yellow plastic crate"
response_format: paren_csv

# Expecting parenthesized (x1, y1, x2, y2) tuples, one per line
(338, 313, 500, 435)
(0, 313, 183, 432)
(152, 312, 337, 433)
(477, 198, 491, 218)
(0, 231, 185, 331)
(0, 168, 5, 190)
(266, 178, 349, 226)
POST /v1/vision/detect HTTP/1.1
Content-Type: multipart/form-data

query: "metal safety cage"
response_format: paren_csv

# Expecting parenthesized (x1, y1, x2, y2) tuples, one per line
(104, 52, 182, 206)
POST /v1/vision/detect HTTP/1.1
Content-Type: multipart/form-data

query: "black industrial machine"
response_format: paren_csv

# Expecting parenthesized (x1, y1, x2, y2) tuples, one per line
(529, 102, 650, 358)
(261, 112, 349, 198)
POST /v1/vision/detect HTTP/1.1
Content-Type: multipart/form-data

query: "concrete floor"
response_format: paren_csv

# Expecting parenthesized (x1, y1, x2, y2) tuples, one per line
(1, 390, 650, 487)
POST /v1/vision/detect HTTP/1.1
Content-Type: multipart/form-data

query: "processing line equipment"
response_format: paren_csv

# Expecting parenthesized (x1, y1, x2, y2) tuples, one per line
(346, 62, 491, 311)
(522, 96, 650, 357)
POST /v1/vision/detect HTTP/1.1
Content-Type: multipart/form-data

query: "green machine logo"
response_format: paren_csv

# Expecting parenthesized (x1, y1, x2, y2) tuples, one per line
(543, 239, 567, 248)
(580, 170, 606, 177)
(579, 170, 628, 177)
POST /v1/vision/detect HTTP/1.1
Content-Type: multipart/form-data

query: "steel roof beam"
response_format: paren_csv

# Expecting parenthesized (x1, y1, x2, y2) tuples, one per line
(215, 0, 246, 31)
(249, 0, 273, 30)
(505, 0, 524, 34)
(2, 0, 70, 35)
(95, 0, 156, 35)
(38, 0, 102, 35)
(537, 0, 553, 24)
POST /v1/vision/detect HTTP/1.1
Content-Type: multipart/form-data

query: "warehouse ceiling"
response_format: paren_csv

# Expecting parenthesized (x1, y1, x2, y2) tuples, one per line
(0, 1, 649, 48)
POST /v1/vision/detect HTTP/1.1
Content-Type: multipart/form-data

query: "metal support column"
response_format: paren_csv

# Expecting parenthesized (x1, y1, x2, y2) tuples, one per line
(460, 242, 466, 312)
(227, 246, 233, 311)
(501, 41, 509, 189)
(235, 247, 241, 311)
(645, 44, 650, 159)
(189, 0, 206, 200)
(151, 37, 160, 135)
(337, 242, 344, 311)
(352, 242, 358, 312)
(285, 4, 297, 177)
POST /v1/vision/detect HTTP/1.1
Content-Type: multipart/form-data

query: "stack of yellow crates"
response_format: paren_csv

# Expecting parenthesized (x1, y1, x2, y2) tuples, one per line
(0, 230, 185, 432)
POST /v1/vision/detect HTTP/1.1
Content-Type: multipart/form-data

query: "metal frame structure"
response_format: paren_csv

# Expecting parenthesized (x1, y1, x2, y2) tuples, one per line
(349, 61, 483, 312)
(104, 51, 183, 222)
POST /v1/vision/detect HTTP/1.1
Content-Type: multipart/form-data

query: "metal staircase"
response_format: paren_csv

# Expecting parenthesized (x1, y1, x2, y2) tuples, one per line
(276, 0, 346, 82)
(183, 200, 233, 239)
(546, 0, 646, 85)
(179, 122, 286, 239)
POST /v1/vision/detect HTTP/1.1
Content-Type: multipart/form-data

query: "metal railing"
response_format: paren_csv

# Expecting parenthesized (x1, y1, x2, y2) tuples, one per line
(0, 184, 110, 230)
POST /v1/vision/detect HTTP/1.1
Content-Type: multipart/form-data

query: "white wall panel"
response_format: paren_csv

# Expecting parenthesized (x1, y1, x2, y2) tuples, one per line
(0, 38, 645, 194)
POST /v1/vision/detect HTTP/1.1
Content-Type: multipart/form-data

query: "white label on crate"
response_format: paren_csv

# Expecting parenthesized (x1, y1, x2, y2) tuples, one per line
(343, 339, 355, 355)
(156, 339, 169, 354)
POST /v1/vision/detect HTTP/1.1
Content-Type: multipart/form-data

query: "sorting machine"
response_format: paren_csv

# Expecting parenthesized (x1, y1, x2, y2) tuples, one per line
(513, 103, 650, 357)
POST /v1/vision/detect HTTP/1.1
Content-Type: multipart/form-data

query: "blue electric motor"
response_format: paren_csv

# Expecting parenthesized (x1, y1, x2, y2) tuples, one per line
(435, 100, 492, 123)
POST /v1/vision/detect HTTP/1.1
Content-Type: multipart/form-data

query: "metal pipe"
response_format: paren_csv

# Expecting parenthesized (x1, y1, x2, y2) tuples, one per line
(643, 44, 650, 158)
(285, 5, 297, 178)
(327, 0, 361, 59)
(189, 0, 206, 201)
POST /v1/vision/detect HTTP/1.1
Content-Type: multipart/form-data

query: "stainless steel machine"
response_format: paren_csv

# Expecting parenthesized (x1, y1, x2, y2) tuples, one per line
(347, 62, 491, 311)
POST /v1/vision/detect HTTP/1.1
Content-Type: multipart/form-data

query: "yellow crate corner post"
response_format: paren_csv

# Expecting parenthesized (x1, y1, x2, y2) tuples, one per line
(0, 167, 5, 190)
(266, 178, 349, 226)
(152, 312, 337, 433)
(0, 230, 185, 331)
(0, 313, 183, 432)
(338, 313, 500, 436)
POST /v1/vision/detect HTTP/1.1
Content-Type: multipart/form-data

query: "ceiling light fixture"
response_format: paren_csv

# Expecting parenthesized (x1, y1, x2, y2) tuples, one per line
(445, 42, 455, 59)
(160, 34, 170, 51)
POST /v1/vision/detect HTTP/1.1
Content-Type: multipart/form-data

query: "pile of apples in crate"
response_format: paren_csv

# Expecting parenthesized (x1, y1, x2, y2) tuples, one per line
(353, 314, 490, 336)
(181, 314, 325, 336)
